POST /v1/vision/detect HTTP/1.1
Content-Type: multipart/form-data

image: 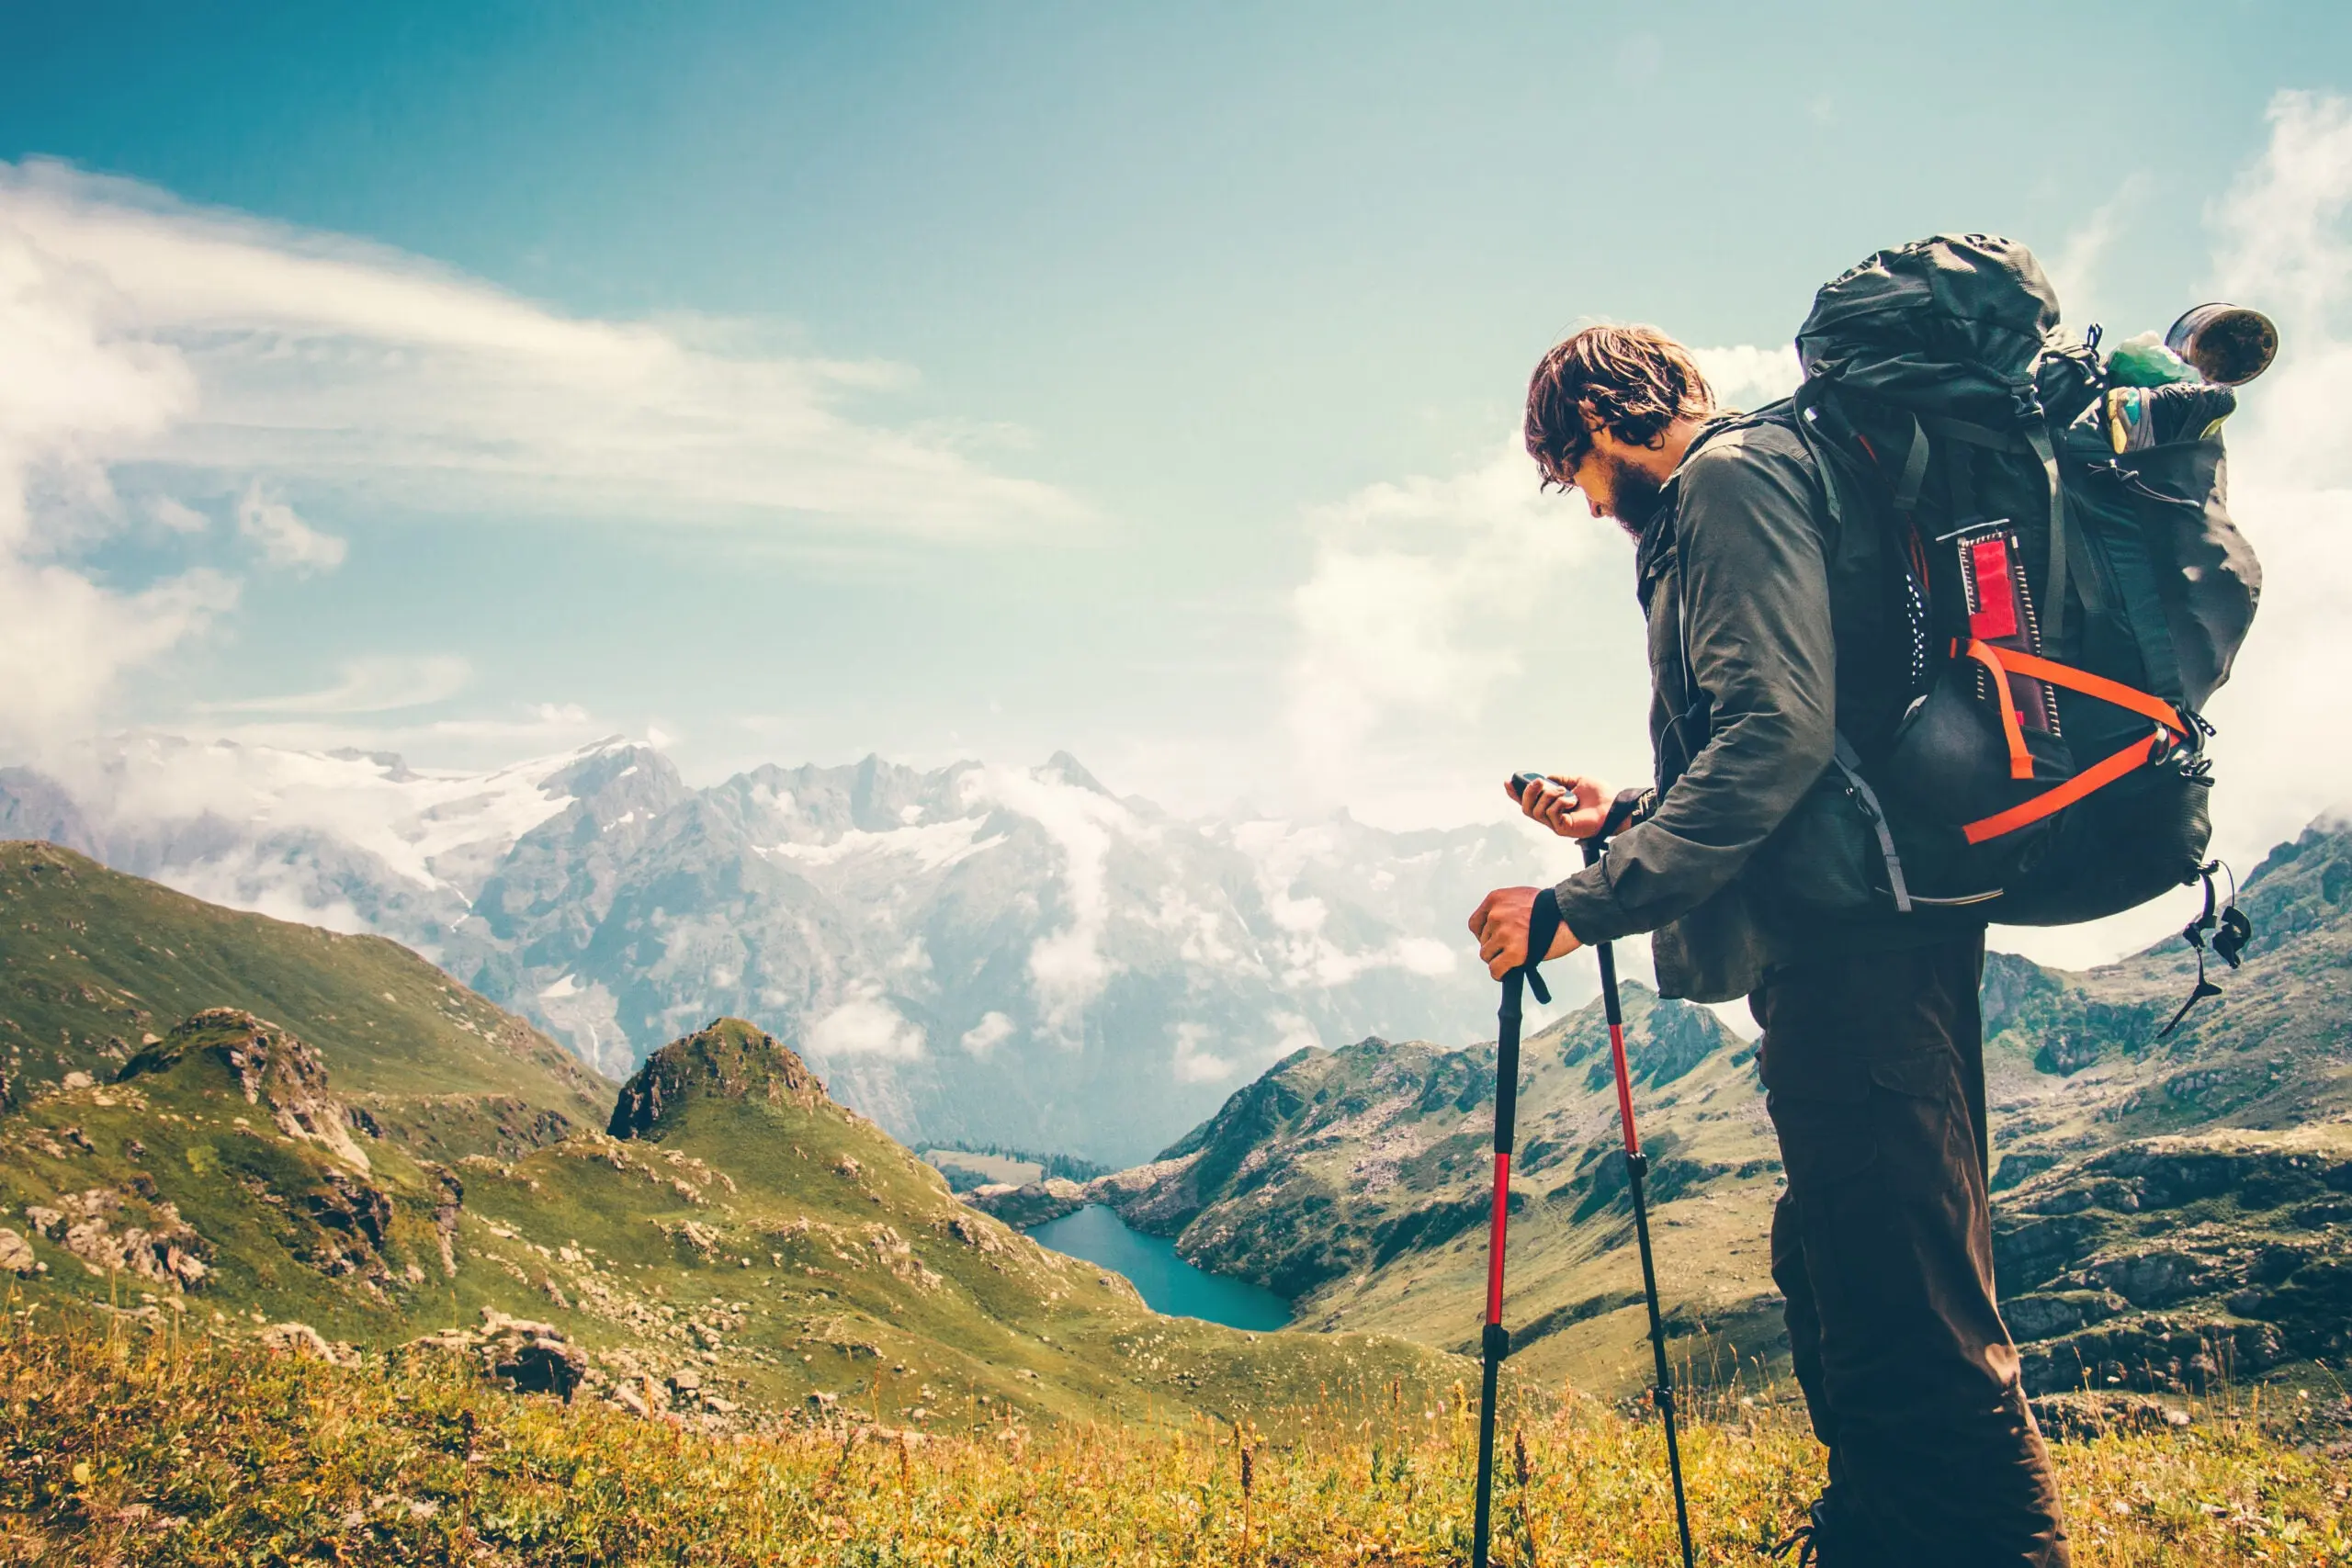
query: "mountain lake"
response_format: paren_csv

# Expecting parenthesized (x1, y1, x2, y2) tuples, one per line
(1027, 1205, 1293, 1331)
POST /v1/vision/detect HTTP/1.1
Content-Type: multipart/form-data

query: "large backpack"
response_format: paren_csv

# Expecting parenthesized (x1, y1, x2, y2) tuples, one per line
(1757, 234, 2260, 970)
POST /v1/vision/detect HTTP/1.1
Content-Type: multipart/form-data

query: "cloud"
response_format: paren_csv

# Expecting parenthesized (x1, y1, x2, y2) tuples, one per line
(959, 1010, 1016, 1057)
(806, 990, 927, 1062)
(2177, 92, 2352, 863)
(0, 158, 1080, 750)
(1691, 344, 1802, 411)
(198, 654, 470, 716)
(147, 495, 208, 534)
(1283, 344, 1798, 829)
(2041, 178, 2149, 325)
(963, 762, 1136, 1038)
(235, 481, 345, 570)
(0, 158, 1081, 540)
(1170, 1021, 1235, 1084)
(1283, 436, 1657, 827)
(0, 192, 222, 748)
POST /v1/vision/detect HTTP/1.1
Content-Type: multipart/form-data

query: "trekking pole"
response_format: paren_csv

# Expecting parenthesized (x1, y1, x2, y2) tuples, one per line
(1468, 903, 1545, 1568)
(1584, 832, 1698, 1568)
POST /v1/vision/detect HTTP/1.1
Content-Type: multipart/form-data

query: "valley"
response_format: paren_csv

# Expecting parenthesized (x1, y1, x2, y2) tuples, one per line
(0, 842, 1456, 1435)
(974, 818, 2352, 1401)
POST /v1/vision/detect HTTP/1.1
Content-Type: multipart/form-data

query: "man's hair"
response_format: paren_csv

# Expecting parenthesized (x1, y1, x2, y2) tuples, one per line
(1523, 325, 1714, 488)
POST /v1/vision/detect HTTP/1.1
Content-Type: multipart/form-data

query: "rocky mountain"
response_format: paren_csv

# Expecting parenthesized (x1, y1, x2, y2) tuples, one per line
(1, 737, 1549, 1162)
(979, 818, 2352, 1399)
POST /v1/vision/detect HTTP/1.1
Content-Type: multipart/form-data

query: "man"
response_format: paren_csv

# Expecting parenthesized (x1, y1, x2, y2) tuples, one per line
(1467, 325, 2069, 1566)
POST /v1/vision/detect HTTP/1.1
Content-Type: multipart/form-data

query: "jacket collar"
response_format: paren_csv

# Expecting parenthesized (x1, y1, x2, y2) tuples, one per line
(1633, 414, 1744, 610)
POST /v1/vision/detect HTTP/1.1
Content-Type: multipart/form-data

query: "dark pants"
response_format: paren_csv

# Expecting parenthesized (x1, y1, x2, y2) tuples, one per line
(1753, 932, 2069, 1567)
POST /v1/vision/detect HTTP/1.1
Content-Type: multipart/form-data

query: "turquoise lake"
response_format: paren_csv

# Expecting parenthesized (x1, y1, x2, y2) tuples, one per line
(1026, 1205, 1293, 1332)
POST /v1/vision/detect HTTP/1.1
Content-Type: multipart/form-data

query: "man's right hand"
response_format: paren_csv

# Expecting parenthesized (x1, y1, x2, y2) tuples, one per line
(1510, 773, 1612, 840)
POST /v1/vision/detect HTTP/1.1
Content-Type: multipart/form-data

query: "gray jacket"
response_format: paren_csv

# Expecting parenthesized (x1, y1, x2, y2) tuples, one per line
(1551, 414, 1974, 1002)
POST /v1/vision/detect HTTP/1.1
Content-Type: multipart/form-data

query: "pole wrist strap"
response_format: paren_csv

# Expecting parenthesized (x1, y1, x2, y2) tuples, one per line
(1521, 887, 1562, 1005)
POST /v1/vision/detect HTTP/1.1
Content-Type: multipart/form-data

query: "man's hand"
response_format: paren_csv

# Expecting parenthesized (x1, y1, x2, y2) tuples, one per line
(1468, 886, 1582, 980)
(1509, 773, 1613, 840)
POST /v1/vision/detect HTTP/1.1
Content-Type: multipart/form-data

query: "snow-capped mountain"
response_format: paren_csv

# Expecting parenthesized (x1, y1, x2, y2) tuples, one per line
(1, 737, 1555, 1162)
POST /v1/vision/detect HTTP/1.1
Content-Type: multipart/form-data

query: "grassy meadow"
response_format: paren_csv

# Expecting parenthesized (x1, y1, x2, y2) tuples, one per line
(6, 1306, 2346, 1566)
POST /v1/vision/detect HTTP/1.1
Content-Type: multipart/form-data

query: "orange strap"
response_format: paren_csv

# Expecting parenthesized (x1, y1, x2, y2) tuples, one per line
(1962, 730, 2165, 844)
(1951, 644, 2192, 845)
(1964, 640, 2190, 737)
(1963, 641, 2035, 781)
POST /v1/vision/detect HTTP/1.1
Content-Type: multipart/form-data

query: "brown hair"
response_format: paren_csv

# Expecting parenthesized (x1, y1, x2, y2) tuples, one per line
(1523, 325, 1713, 488)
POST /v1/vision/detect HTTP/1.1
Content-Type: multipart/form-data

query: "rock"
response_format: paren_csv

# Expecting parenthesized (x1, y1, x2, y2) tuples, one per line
(402, 1309, 587, 1400)
(61, 1072, 95, 1091)
(670, 1368, 703, 1393)
(0, 1229, 34, 1274)
(259, 1322, 356, 1365)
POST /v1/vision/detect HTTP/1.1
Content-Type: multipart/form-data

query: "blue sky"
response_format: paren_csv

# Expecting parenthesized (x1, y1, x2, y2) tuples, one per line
(4, 1, 2351, 921)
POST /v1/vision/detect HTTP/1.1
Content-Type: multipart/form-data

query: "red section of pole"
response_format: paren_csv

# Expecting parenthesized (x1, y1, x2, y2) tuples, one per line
(1484, 1151, 1511, 1323)
(1608, 1021, 1638, 1155)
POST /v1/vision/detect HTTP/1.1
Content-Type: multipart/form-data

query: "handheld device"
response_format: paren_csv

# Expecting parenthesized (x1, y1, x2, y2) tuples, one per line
(1507, 771, 1550, 802)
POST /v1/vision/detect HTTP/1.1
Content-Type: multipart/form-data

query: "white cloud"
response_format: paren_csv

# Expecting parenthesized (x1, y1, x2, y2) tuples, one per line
(148, 495, 208, 534)
(0, 194, 222, 748)
(1171, 1021, 1235, 1084)
(2041, 179, 2148, 326)
(964, 762, 1136, 1038)
(0, 158, 1080, 540)
(235, 481, 345, 571)
(199, 654, 470, 716)
(959, 1010, 1016, 1057)
(1283, 436, 1656, 827)
(807, 991, 927, 1062)
(1691, 344, 1801, 411)
(0, 158, 1080, 751)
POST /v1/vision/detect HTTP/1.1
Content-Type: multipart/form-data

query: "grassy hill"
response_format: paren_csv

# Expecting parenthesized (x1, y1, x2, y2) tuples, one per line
(0, 993, 1455, 1432)
(0, 840, 609, 1157)
(997, 820, 2352, 1402)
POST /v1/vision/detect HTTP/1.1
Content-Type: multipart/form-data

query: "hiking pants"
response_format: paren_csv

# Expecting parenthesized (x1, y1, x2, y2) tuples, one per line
(1754, 932, 2069, 1568)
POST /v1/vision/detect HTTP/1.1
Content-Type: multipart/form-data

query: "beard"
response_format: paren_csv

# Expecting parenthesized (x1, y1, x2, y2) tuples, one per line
(1598, 455, 1665, 538)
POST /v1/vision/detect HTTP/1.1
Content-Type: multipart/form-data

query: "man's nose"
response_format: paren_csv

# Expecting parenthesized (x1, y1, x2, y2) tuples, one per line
(1586, 493, 1605, 520)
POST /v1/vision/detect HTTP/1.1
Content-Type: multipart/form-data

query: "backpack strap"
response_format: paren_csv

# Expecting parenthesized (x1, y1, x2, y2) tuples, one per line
(1830, 732, 1911, 913)
(1915, 413, 2070, 645)
(2082, 503, 2188, 705)
(1955, 640, 2193, 845)
(2026, 424, 2067, 648)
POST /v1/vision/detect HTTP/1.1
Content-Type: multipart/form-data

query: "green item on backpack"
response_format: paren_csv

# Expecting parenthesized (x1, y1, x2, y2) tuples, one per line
(2106, 330, 2203, 388)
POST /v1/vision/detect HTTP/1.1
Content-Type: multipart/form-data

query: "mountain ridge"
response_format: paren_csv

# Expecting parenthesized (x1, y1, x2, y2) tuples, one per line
(1, 737, 1555, 1161)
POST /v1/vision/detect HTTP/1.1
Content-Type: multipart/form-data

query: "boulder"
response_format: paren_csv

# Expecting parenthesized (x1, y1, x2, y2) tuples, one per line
(0, 1228, 34, 1274)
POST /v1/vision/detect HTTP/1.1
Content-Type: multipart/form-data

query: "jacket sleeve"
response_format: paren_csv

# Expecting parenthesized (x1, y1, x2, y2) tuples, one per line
(1552, 431, 1838, 944)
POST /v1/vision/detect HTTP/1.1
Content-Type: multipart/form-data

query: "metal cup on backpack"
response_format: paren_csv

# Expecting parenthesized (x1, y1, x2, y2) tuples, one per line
(2101, 303, 2275, 454)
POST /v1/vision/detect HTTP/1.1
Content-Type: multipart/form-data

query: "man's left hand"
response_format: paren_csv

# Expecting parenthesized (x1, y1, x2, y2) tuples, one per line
(1468, 886, 1582, 980)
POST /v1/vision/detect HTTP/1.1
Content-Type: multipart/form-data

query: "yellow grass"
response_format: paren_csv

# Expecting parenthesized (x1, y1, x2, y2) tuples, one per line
(2, 1308, 2346, 1565)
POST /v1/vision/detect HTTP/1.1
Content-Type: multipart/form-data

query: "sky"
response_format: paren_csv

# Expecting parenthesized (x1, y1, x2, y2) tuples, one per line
(4, 0, 2352, 969)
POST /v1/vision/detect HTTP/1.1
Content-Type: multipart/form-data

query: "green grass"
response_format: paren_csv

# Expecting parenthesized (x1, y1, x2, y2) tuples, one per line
(3, 1013, 1459, 1431)
(0, 841, 609, 1151)
(4, 1307, 2345, 1565)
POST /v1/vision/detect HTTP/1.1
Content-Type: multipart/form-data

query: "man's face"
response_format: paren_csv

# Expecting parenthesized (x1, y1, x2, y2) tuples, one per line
(1563, 440, 1665, 538)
